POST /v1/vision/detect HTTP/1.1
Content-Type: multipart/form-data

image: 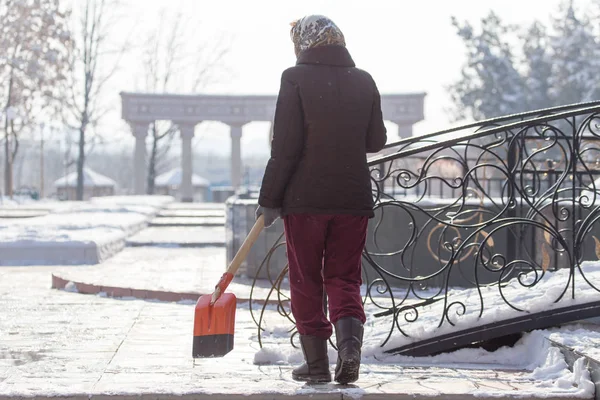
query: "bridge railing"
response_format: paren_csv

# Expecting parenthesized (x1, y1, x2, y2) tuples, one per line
(249, 101, 600, 354)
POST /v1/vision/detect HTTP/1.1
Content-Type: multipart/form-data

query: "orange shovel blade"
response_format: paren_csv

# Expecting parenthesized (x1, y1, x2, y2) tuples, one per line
(192, 292, 237, 358)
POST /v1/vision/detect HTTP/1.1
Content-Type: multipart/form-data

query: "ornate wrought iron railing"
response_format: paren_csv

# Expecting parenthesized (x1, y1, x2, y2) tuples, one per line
(249, 101, 600, 355)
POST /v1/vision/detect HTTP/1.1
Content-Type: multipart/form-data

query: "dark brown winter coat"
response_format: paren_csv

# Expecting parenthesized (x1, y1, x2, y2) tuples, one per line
(258, 45, 387, 218)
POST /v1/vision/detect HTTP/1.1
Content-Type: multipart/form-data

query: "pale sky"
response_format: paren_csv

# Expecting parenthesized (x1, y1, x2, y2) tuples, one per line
(83, 0, 592, 157)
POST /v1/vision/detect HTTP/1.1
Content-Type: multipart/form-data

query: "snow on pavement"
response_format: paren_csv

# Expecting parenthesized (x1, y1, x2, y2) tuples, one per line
(0, 266, 595, 398)
(0, 198, 597, 397)
(51, 246, 275, 299)
(52, 245, 289, 301)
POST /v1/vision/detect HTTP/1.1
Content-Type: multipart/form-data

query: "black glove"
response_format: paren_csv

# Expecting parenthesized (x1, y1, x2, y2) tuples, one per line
(255, 206, 281, 228)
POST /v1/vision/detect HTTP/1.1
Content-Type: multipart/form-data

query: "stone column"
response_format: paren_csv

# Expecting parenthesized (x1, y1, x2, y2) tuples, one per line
(396, 122, 413, 139)
(229, 123, 245, 191)
(130, 121, 149, 195)
(178, 123, 196, 203)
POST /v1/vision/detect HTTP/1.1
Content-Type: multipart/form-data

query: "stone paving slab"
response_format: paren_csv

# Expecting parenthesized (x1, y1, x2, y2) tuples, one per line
(0, 266, 591, 399)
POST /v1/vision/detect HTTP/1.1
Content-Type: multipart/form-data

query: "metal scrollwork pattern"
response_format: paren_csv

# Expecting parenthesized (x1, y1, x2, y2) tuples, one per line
(250, 101, 600, 354)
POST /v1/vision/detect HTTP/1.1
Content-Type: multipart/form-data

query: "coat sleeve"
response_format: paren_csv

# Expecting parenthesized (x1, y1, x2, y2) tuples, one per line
(366, 81, 387, 153)
(258, 73, 304, 209)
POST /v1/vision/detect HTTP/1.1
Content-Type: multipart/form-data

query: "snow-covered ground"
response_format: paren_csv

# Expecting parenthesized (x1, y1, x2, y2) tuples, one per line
(253, 262, 600, 398)
(48, 243, 598, 397)
(52, 246, 244, 296)
(0, 264, 596, 398)
(255, 326, 594, 398)
(1, 198, 598, 397)
(0, 196, 174, 265)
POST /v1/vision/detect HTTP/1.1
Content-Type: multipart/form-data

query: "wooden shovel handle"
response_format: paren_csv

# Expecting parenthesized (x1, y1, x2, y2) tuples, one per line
(211, 214, 265, 304)
(227, 214, 265, 276)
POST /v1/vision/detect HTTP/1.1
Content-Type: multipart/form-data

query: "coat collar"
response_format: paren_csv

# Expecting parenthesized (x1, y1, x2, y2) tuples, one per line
(296, 45, 356, 67)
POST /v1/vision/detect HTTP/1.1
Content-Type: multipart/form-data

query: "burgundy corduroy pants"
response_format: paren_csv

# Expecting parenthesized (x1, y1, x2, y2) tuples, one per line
(283, 214, 368, 340)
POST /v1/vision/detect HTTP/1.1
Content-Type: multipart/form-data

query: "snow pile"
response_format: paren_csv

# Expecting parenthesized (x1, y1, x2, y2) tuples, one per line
(255, 263, 600, 358)
(255, 328, 551, 369)
(366, 329, 551, 369)
(547, 327, 600, 362)
(63, 281, 78, 293)
(253, 342, 337, 366)
(364, 261, 600, 353)
(531, 349, 594, 397)
(253, 264, 600, 397)
(255, 326, 595, 397)
(0, 196, 174, 265)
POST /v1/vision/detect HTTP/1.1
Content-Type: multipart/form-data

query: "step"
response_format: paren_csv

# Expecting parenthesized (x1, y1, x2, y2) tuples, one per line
(164, 202, 225, 210)
(148, 216, 225, 227)
(156, 210, 225, 218)
(126, 226, 225, 247)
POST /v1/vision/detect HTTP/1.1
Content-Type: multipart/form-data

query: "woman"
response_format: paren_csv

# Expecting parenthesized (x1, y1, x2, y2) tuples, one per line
(256, 15, 387, 384)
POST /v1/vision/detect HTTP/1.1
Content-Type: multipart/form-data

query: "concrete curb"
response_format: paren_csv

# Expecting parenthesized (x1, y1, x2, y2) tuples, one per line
(51, 274, 286, 306)
(125, 241, 225, 248)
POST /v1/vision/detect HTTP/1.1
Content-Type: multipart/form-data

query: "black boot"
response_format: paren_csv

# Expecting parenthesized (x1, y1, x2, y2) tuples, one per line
(334, 317, 364, 384)
(292, 335, 331, 383)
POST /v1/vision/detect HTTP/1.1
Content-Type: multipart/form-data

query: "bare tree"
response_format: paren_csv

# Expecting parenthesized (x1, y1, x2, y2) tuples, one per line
(63, 0, 130, 200)
(147, 121, 177, 194)
(0, 0, 71, 197)
(140, 10, 231, 194)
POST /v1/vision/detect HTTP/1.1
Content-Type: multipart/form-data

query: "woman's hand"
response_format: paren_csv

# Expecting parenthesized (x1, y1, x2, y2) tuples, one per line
(255, 206, 282, 228)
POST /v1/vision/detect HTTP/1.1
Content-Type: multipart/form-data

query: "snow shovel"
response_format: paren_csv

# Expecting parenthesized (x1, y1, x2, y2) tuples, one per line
(192, 215, 265, 358)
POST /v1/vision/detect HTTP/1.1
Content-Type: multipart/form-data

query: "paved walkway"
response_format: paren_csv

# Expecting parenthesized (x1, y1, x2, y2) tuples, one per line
(0, 202, 594, 399)
(0, 266, 583, 399)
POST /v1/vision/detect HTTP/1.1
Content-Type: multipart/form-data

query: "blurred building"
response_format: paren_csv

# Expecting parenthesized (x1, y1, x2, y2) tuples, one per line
(155, 168, 210, 202)
(54, 168, 117, 200)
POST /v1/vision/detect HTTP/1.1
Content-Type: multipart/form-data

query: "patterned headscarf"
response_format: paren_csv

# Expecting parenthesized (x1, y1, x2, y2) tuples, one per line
(290, 15, 346, 56)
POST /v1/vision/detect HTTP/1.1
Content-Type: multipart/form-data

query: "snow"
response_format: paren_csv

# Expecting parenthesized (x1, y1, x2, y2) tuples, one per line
(254, 261, 600, 364)
(0, 196, 174, 265)
(256, 327, 550, 369)
(368, 329, 551, 370)
(254, 323, 598, 397)
(254, 325, 596, 397)
(0, 195, 598, 397)
(253, 261, 600, 399)
(361, 261, 600, 354)
(2, 222, 599, 398)
(254, 347, 298, 365)
(547, 327, 600, 362)
(54, 167, 117, 188)
(64, 281, 78, 293)
(530, 347, 570, 380)
(532, 350, 594, 397)
(155, 167, 210, 187)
